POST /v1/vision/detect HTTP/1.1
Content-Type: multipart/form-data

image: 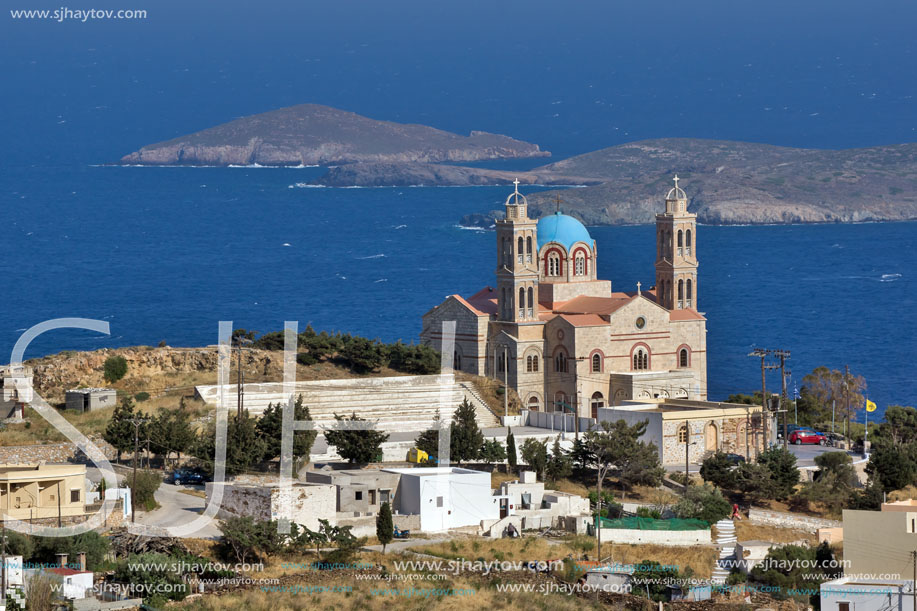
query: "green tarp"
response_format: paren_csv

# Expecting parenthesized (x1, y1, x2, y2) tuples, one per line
(596, 516, 710, 530)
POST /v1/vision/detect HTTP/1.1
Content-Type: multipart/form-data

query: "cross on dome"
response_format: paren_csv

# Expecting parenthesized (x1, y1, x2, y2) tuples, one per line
(505, 177, 528, 207)
(636, 281, 642, 295)
(666, 174, 687, 201)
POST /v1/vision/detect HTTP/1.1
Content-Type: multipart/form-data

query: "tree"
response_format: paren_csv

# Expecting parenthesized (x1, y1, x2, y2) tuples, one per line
(673, 482, 732, 523)
(480, 438, 507, 467)
(193, 410, 266, 476)
(339, 336, 384, 373)
(414, 424, 440, 461)
(104, 396, 142, 462)
(545, 436, 573, 484)
(801, 366, 867, 437)
(750, 544, 825, 605)
(33, 531, 109, 570)
(875, 405, 917, 447)
(758, 446, 800, 499)
(632, 560, 682, 602)
(256, 394, 318, 465)
(148, 406, 195, 466)
(733, 462, 776, 504)
(700, 452, 736, 490)
(813, 451, 856, 486)
(103, 355, 128, 382)
(219, 516, 285, 564)
(324, 413, 390, 464)
(506, 428, 518, 473)
(866, 444, 916, 493)
(376, 502, 394, 553)
(570, 436, 593, 472)
(450, 399, 484, 464)
(520, 438, 548, 480)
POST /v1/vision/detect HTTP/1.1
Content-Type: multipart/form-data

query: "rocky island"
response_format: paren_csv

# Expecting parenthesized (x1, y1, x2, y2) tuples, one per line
(120, 103, 549, 166)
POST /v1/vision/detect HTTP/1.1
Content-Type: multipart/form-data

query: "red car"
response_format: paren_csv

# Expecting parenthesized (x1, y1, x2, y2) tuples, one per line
(789, 429, 826, 445)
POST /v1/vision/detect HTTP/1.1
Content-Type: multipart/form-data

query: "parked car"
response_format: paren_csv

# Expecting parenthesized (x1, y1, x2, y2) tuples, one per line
(788, 429, 827, 445)
(168, 468, 206, 486)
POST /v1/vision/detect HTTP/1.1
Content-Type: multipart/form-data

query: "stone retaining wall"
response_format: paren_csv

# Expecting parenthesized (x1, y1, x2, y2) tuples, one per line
(748, 507, 841, 533)
(0, 439, 117, 465)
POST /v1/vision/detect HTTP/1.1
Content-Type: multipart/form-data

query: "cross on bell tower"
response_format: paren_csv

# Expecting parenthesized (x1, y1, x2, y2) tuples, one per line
(495, 179, 538, 322)
(655, 175, 699, 310)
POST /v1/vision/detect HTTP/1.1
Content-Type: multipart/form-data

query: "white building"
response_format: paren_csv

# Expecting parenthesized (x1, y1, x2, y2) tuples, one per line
(820, 577, 912, 611)
(383, 467, 499, 532)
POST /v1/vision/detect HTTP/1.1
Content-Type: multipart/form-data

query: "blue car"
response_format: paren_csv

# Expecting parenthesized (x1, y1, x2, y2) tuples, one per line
(169, 469, 206, 486)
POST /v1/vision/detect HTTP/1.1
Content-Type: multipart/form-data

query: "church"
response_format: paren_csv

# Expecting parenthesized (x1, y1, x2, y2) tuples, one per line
(421, 177, 707, 419)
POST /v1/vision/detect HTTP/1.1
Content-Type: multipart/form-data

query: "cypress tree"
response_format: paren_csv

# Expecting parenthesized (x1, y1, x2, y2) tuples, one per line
(506, 428, 518, 474)
(376, 502, 394, 553)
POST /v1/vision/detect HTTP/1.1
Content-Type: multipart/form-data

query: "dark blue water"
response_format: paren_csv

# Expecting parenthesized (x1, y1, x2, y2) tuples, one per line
(1, 0, 916, 414)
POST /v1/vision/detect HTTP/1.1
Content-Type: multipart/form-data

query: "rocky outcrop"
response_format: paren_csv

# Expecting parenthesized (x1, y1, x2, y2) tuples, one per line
(25, 346, 283, 403)
(120, 104, 549, 166)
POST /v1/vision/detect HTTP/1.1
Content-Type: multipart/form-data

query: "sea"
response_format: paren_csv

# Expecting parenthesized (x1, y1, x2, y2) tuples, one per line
(1, 0, 915, 416)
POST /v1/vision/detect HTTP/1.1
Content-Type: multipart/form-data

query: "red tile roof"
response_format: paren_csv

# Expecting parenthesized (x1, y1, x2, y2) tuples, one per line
(554, 294, 633, 315)
(556, 313, 607, 327)
(47, 567, 91, 576)
(670, 309, 706, 321)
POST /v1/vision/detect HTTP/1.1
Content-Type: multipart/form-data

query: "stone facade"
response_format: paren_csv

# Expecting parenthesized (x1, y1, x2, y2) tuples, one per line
(207, 481, 336, 531)
(0, 439, 117, 465)
(422, 179, 708, 418)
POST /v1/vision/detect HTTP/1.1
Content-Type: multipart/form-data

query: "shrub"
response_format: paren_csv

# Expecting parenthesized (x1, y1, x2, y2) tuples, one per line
(134, 391, 150, 402)
(296, 352, 319, 366)
(636, 506, 662, 519)
(131, 469, 162, 511)
(103, 355, 128, 382)
(700, 452, 737, 489)
(673, 482, 732, 524)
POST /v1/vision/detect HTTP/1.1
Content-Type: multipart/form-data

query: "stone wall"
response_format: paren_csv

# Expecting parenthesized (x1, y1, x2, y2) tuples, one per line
(748, 508, 842, 533)
(0, 439, 117, 464)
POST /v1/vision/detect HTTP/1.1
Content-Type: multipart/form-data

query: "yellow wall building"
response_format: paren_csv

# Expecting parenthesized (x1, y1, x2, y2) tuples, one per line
(0, 464, 87, 521)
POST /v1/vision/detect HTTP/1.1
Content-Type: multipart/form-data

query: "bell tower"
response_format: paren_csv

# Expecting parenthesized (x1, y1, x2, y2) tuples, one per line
(655, 175, 699, 310)
(496, 179, 539, 322)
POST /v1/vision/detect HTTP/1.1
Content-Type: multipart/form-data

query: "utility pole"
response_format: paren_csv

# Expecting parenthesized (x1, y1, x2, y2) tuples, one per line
(503, 346, 508, 417)
(685, 419, 690, 494)
(749, 348, 786, 453)
(844, 364, 851, 445)
(128, 416, 148, 523)
(776, 351, 791, 450)
(911, 550, 916, 611)
(1, 520, 6, 607)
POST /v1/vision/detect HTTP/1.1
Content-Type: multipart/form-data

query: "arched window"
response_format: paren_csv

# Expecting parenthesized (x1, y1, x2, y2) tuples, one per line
(686, 279, 693, 307)
(518, 287, 525, 318)
(554, 392, 567, 412)
(525, 236, 533, 262)
(527, 287, 534, 317)
(528, 396, 540, 411)
(679, 348, 689, 368)
(548, 255, 560, 277)
(591, 353, 602, 373)
(501, 287, 507, 317)
(677, 230, 683, 247)
(517, 237, 524, 263)
(555, 352, 567, 373)
(526, 354, 539, 373)
(453, 351, 462, 371)
(678, 424, 688, 444)
(575, 255, 585, 276)
(686, 229, 692, 253)
(633, 348, 648, 370)
(497, 351, 506, 373)
(677, 279, 684, 307)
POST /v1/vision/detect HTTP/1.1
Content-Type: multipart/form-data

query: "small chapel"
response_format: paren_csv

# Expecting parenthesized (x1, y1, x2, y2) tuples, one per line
(421, 177, 708, 419)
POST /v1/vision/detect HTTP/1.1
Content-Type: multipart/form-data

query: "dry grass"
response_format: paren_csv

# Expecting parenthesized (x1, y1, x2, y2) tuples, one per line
(417, 535, 563, 563)
(459, 374, 521, 416)
(178, 488, 207, 499)
(601, 543, 717, 579)
(733, 521, 816, 545)
(889, 485, 917, 502)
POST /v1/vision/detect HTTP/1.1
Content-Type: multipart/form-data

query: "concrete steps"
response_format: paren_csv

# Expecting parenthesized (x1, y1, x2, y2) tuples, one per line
(458, 382, 501, 428)
(195, 374, 486, 432)
(711, 519, 738, 585)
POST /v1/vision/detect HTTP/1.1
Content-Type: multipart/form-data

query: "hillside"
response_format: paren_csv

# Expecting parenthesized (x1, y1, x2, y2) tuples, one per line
(522, 138, 917, 225)
(119, 104, 549, 166)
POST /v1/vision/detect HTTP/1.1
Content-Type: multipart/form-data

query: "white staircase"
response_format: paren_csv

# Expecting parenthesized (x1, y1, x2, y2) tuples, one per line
(711, 519, 737, 584)
(195, 374, 472, 432)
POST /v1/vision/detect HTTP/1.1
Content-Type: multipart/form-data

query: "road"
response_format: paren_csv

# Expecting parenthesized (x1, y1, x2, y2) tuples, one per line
(135, 482, 222, 539)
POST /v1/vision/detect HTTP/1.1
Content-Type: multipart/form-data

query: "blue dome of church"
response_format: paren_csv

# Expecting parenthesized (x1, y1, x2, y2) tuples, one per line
(536, 212, 592, 251)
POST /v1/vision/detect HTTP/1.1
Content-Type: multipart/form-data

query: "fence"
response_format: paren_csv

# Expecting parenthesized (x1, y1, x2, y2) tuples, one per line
(522, 409, 596, 433)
